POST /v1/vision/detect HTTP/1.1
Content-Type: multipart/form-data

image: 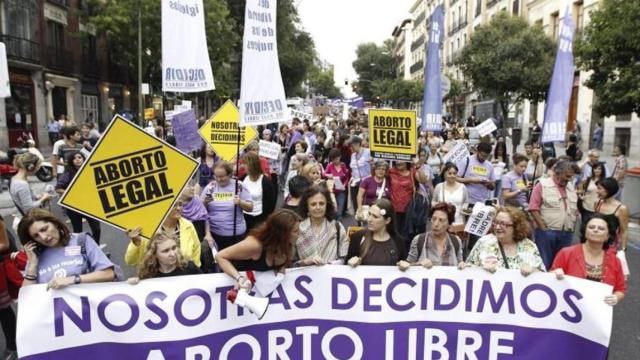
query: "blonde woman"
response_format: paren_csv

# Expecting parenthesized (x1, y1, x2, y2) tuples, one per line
(129, 233, 201, 283)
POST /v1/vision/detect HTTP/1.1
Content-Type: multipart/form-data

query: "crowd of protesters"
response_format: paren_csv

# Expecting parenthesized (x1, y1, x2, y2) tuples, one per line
(0, 109, 631, 359)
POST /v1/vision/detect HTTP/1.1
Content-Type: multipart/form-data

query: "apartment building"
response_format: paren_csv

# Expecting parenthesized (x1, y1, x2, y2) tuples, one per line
(391, 18, 413, 80)
(0, 0, 134, 150)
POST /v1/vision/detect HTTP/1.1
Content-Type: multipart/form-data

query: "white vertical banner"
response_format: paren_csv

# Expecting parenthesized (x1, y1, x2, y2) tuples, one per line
(0, 43, 11, 98)
(239, 0, 288, 126)
(161, 0, 215, 92)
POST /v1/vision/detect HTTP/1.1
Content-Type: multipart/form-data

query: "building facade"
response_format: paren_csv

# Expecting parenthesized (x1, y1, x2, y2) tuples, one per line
(391, 18, 413, 80)
(396, 0, 636, 157)
(0, 0, 134, 151)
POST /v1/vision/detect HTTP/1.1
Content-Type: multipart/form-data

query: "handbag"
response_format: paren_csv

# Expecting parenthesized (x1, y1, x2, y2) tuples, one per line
(2, 254, 25, 299)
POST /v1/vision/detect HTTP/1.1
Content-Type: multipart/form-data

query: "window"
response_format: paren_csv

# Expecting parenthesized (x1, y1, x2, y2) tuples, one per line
(512, 0, 520, 15)
(476, 0, 482, 17)
(616, 113, 632, 122)
(551, 12, 560, 39)
(574, 1, 584, 33)
(81, 95, 99, 123)
(47, 20, 65, 48)
(614, 128, 631, 155)
(4, 0, 38, 40)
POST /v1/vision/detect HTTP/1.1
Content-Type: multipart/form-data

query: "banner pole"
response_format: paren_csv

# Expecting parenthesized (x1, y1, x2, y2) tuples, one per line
(233, 124, 241, 241)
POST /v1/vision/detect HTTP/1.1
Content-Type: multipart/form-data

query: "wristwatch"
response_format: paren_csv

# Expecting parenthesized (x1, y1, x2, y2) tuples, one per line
(74, 274, 82, 284)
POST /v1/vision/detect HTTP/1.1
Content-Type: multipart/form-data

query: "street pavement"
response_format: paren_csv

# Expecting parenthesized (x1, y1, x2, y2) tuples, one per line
(0, 148, 638, 357)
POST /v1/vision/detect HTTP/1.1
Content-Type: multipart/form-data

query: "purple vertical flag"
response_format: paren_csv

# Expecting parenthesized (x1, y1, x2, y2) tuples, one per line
(421, 5, 444, 132)
(542, 7, 575, 143)
(171, 109, 202, 154)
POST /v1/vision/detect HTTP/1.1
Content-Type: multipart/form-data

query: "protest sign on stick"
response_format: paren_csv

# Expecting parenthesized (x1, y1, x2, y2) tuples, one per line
(369, 109, 417, 161)
(464, 203, 496, 237)
(442, 140, 470, 164)
(59, 115, 198, 239)
(171, 109, 202, 154)
(199, 100, 258, 162)
(258, 140, 281, 160)
(476, 119, 498, 137)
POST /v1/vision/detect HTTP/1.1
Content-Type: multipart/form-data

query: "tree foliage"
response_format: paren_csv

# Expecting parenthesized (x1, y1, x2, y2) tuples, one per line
(308, 66, 341, 98)
(574, 0, 640, 116)
(352, 40, 395, 100)
(456, 12, 554, 120)
(371, 79, 423, 103)
(87, 0, 317, 99)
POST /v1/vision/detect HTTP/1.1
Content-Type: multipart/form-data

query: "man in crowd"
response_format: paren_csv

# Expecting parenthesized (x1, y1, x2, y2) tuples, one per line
(612, 144, 628, 200)
(581, 149, 611, 181)
(529, 159, 579, 269)
(55, 126, 84, 177)
(456, 141, 496, 252)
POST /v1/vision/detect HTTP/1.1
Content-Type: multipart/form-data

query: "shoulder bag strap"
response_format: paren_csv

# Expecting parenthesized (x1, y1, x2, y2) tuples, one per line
(335, 222, 341, 257)
(497, 241, 510, 269)
(377, 178, 386, 200)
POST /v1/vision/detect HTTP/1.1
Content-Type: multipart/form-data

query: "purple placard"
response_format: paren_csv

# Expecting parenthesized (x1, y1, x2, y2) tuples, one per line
(171, 109, 203, 154)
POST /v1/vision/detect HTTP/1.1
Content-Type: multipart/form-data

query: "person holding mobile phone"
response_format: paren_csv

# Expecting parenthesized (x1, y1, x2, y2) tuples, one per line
(18, 209, 116, 290)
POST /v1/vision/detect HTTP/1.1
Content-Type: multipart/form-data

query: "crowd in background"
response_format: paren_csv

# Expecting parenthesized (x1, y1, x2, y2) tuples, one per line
(0, 108, 631, 359)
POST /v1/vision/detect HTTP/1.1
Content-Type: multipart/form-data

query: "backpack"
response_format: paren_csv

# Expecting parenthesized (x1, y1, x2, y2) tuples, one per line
(77, 233, 125, 281)
(403, 192, 429, 240)
(416, 233, 461, 262)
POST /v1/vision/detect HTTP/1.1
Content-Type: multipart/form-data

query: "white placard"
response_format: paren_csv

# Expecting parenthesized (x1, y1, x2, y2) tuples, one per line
(258, 140, 281, 160)
(161, 0, 215, 92)
(141, 83, 150, 95)
(464, 203, 496, 237)
(476, 119, 498, 137)
(290, 109, 313, 121)
(239, 0, 288, 126)
(442, 140, 469, 164)
(0, 43, 10, 98)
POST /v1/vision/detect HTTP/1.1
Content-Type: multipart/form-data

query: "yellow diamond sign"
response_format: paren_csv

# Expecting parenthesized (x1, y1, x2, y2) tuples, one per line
(59, 115, 198, 239)
(199, 100, 258, 161)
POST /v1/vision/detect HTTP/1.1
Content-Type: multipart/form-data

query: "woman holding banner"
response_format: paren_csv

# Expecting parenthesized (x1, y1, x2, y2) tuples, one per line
(18, 209, 116, 289)
(324, 148, 350, 221)
(466, 206, 544, 275)
(346, 198, 405, 267)
(201, 162, 253, 250)
(349, 137, 371, 215)
(551, 214, 626, 306)
(216, 209, 302, 288)
(294, 185, 348, 266)
(128, 233, 202, 283)
(398, 203, 464, 270)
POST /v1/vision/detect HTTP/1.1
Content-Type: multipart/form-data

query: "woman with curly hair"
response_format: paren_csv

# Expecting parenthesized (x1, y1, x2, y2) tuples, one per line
(467, 206, 545, 275)
(129, 233, 201, 283)
(216, 209, 301, 290)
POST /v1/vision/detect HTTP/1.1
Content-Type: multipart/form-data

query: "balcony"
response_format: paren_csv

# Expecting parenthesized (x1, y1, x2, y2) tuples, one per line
(0, 34, 40, 64)
(414, 11, 426, 26)
(448, 20, 468, 36)
(47, 0, 69, 7)
(82, 56, 99, 78)
(46, 46, 74, 73)
(410, 61, 424, 74)
(410, 34, 425, 52)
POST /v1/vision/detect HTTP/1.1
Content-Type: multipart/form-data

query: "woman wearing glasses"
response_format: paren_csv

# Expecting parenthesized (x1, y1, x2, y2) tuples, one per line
(466, 206, 545, 275)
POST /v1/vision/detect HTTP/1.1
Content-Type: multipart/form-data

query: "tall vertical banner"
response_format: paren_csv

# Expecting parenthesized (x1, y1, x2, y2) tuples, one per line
(421, 5, 444, 132)
(239, 0, 288, 126)
(0, 43, 10, 98)
(541, 7, 575, 143)
(161, 0, 215, 92)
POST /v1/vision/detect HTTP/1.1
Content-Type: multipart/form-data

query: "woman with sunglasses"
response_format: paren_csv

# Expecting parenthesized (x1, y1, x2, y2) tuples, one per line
(125, 198, 201, 269)
(467, 206, 544, 275)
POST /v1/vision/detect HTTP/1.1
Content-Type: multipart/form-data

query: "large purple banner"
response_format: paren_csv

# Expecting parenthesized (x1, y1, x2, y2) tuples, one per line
(541, 7, 576, 143)
(17, 267, 612, 360)
(421, 5, 444, 132)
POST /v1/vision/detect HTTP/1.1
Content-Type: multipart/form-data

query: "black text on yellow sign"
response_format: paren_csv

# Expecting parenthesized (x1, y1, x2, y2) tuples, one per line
(199, 100, 258, 161)
(368, 109, 417, 161)
(59, 115, 198, 239)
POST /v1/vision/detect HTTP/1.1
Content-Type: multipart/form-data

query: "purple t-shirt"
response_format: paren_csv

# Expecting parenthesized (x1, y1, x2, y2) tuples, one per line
(181, 197, 209, 222)
(457, 154, 496, 204)
(32, 233, 114, 284)
(502, 171, 528, 207)
(201, 180, 252, 236)
(360, 176, 390, 205)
